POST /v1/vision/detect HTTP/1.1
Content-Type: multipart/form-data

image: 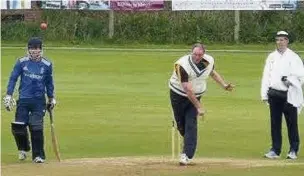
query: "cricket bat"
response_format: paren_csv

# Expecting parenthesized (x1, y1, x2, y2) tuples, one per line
(47, 107, 61, 162)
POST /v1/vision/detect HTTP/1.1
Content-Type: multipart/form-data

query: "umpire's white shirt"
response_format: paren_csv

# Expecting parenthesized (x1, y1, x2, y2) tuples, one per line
(169, 54, 214, 97)
(261, 48, 304, 101)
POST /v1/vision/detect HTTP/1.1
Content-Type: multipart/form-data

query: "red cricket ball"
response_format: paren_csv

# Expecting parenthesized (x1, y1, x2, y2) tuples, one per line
(40, 22, 47, 30)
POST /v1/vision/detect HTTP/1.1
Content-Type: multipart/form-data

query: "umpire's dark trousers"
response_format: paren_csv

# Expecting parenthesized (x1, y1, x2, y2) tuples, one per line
(268, 89, 299, 155)
(170, 89, 200, 159)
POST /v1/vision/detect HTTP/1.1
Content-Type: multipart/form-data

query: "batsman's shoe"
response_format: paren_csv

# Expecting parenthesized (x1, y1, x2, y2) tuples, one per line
(287, 151, 297, 160)
(33, 157, 45, 163)
(264, 150, 280, 159)
(179, 153, 191, 165)
(18, 150, 27, 161)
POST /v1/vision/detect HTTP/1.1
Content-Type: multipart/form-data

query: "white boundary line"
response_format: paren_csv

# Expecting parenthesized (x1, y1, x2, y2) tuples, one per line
(2, 46, 304, 53)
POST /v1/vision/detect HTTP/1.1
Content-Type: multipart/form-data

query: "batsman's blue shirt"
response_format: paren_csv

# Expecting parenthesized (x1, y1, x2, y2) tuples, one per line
(7, 56, 54, 99)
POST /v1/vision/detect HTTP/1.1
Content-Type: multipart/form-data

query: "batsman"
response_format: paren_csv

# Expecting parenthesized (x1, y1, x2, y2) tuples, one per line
(2, 37, 56, 163)
(169, 43, 234, 165)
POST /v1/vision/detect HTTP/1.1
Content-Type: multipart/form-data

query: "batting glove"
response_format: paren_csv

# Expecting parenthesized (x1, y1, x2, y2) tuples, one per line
(3, 95, 16, 111)
(47, 98, 56, 111)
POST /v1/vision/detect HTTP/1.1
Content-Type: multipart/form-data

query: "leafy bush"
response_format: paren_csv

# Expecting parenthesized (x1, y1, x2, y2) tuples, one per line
(2, 10, 304, 44)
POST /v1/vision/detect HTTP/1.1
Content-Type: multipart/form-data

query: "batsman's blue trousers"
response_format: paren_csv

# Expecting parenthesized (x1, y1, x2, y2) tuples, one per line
(170, 89, 200, 159)
(14, 97, 46, 159)
(15, 97, 46, 127)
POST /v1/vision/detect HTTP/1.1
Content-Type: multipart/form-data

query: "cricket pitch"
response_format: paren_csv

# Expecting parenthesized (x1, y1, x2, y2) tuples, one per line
(2, 156, 304, 176)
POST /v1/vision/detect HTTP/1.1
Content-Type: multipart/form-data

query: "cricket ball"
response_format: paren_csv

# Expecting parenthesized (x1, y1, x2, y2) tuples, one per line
(40, 22, 47, 30)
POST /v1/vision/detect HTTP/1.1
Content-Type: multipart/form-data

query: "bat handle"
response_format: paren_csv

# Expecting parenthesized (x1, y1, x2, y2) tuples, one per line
(48, 109, 54, 121)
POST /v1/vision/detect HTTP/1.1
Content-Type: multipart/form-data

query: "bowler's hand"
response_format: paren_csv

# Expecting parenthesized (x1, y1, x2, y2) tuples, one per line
(197, 107, 205, 118)
(2, 95, 16, 111)
(224, 83, 235, 91)
(47, 98, 56, 111)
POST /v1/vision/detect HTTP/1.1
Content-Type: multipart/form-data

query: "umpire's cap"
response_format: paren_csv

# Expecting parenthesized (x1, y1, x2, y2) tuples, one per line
(28, 37, 42, 49)
(276, 31, 295, 43)
(276, 31, 289, 39)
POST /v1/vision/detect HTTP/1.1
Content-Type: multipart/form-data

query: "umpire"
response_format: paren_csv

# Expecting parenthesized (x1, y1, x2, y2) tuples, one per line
(169, 43, 234, 165)
(261, 31, 304, 160)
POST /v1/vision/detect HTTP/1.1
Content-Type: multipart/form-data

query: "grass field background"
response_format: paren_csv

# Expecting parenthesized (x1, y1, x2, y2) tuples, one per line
(1, 46, 304, 175)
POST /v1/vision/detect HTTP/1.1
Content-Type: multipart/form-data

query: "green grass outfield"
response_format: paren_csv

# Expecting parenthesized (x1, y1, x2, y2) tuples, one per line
(2, 42, 304, 51)
(1, 46, 304, 175)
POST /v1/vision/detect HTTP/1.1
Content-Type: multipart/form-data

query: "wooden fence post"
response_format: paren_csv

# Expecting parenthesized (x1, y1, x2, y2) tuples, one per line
(234, 10, 240, 43)
(108, 10, 114, 39)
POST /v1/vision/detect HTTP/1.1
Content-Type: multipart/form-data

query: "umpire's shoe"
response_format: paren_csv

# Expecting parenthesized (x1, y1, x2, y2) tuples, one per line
(264, 150, 280, 159)
(287, 151, 297, 160)
(18, 150, 27, 161)
(33, 157, 45, 163)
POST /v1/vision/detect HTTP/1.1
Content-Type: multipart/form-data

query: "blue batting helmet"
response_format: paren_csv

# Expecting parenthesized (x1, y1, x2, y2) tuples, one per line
(28, 37, 42, 49)
(27, 37, 43, 60)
